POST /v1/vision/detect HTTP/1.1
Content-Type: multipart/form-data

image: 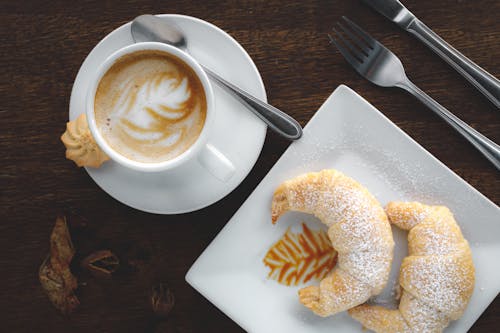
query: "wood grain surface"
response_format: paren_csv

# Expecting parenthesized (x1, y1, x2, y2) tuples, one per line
(1, 0, 499, 332)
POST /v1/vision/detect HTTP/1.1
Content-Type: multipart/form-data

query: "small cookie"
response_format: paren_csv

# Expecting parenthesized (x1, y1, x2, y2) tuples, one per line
(61, 113, 109, 168)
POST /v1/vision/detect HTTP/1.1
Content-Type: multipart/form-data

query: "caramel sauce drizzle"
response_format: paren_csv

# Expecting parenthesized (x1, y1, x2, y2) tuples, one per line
(263, 223, 337, 286)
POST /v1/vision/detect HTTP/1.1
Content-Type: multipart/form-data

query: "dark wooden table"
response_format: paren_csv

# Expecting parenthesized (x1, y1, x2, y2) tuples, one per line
(1, 0, 499, 332)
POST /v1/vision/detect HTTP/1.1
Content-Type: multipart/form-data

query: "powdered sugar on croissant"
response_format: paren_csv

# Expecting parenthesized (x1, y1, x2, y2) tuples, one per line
(271, 169, 394, 316)
(349, 202, 475, 333)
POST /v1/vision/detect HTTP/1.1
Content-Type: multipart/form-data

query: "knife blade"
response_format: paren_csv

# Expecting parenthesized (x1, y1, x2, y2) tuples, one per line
(362, 0, 500, 108)
(362, 0, 415, 27)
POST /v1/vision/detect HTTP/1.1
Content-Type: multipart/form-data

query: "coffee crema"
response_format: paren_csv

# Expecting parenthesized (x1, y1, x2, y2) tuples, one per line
(94, 50, 207, 163)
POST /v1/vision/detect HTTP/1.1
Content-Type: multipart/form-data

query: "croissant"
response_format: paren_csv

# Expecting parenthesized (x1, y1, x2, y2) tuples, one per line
(271, 169, 394, 316)
(61, 113, 109, 168)
(349, 202, 475, 333)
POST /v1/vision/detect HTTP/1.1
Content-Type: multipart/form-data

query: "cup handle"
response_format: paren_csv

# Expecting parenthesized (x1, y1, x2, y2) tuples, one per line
(197, 143, 235, 182)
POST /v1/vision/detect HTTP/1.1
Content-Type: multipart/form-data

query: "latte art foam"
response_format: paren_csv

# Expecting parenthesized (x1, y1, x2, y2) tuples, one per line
(94, 50, 207, 163)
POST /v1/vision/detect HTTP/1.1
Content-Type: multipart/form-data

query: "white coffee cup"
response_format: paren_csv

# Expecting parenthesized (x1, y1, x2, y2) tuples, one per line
(85, 42, 235, 181)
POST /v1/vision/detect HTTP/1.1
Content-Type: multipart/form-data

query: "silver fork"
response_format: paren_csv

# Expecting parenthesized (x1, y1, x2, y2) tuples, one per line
(329, 16, 500, 171)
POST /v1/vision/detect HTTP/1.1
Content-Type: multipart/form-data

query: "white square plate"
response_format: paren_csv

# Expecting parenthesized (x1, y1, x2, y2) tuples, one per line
(186, 85, 500, 333)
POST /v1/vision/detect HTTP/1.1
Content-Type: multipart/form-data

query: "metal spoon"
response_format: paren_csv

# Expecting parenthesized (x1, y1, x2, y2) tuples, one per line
(131, 14, 302, 140)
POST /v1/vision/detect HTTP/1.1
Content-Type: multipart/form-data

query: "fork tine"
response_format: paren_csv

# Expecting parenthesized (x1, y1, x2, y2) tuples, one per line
(332, 26, 365, 62)
(337, 21, 370, 55)
(341, 16, 376, 48)
(328, 31, 362, 67)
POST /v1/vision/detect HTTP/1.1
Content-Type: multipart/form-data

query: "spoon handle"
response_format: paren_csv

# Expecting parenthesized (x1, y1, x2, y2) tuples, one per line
(200, 65, 302, 140)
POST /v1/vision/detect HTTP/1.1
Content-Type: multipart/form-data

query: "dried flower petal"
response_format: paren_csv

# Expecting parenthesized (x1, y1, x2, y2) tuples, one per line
(39, 216, 79, 314)
(81, 250, 119, 278)
(151, 283, 175, 317)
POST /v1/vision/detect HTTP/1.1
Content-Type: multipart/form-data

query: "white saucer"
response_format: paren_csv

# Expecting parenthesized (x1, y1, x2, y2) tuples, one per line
(69, 14, 267, 214)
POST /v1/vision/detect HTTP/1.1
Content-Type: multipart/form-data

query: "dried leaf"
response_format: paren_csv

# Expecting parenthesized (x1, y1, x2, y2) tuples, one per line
(39, 216, 79, 314)
(263, 223, 337, 286)
(151, 283, 175, 317)
(81, 250, 119, 278)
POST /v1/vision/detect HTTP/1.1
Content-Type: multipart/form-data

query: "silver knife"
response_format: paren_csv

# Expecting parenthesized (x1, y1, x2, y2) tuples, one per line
(363, 0, 500, 108)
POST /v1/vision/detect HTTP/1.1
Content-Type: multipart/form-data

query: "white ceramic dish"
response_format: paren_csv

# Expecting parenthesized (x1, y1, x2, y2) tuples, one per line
(186, 85, 500, 332)
(69, 14, 267, 214)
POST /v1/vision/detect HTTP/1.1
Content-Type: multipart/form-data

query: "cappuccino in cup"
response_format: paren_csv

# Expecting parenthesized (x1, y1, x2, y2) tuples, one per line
(86, 42, 233, 179)
(94, 50, 207, 163)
